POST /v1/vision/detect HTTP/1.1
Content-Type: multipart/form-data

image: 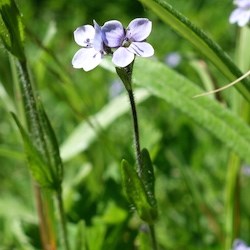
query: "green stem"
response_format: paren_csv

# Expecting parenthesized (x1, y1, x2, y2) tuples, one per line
(149, 225, 158, 250)
(56, 189, 70, 250)
(225, 153, 240, 250)
(127, 87, 142, 175)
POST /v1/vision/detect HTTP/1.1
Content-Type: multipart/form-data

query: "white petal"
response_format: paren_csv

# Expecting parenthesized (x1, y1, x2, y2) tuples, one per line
(230, 9, 243, 23)
(72, 48, 102, 71)
(128, 42, 154, 57)
(235, 0, 250, 8)
(126, 18, 152, 41)
(74, 25, 95, 47)
(112, 47, 134, 67)
(102, 20, 125, 47)
(238, 10, 250, 26)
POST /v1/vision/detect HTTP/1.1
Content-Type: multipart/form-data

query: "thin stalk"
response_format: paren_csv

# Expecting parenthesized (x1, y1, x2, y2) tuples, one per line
(149, 225, 158, 250)
(127, 87, 158, 250)
(225, 153, 240, 250)
(127, 87, 142, 175)
(56, 189, 70, 250)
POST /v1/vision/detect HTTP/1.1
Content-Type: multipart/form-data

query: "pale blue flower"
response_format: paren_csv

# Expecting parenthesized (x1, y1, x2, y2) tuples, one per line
(102, 18, 154, 67)
(229, 0, 250, 27)
(164, 52, 182, 68)
(72, 21, 106, 71)
(233, 239, 250, 250)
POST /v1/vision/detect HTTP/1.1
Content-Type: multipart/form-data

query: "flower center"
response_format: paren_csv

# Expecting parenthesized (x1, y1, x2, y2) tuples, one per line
(122, 37, 132, 48)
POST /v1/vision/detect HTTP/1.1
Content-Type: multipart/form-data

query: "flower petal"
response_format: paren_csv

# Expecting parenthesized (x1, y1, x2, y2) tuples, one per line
(126, 18, 152, 41)
(93, 20, 104, 52)
(112, 47, 134, 67)
(230, 8, 250, 26)
(128, 42, 154, 57)
(74, 25, 95, 47)
(238, 10, 250, 26)
(72, 48, 102, 71)
(235, 0, 250, 8)
(102, 20, 125, 47)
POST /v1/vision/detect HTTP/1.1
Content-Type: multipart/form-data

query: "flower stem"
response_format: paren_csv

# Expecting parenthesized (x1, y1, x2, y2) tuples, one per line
(149, 225, 158, 250)
(127, 87, 142, 175)
(56, 189, 70, 250)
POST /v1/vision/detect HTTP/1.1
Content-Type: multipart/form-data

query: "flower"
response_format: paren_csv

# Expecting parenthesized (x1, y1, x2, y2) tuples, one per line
(164, 52, 182, 68)
(72, 21, 106, 71)
(232, 239, 250, 250)
(229, 0, 250, 27)
(102, 18, 154, 67)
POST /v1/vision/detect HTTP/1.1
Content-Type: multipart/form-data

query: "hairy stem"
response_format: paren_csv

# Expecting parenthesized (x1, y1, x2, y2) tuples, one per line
(127, 88, 142, 175)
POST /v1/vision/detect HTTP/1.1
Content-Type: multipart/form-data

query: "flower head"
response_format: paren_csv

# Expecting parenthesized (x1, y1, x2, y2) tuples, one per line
(72, 21, 106, 71)
(102, 18, 154, 67)
(229, 0, 250, 27)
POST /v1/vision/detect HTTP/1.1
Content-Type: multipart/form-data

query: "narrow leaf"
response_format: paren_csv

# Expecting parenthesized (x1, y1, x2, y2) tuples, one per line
(121, 159, 157, 224)
(12, 113, 54, 188)
(60, 88, 150, 161)
(132, 58, 250, 164)
(38, 103, 63, 187)
(0, 0, 25, 59)
(138, 0, 250, 101)
(140, 148, 157, 209)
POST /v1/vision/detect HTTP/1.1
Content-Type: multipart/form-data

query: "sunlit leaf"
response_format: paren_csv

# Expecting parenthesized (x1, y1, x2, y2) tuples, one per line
(132, 58, 250, 164)
(138, 0, 250, 101)
(60, 88, 150, 161)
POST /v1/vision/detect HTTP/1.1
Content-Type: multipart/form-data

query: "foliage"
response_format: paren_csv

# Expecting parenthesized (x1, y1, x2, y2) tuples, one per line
(0, 0, 250, 249)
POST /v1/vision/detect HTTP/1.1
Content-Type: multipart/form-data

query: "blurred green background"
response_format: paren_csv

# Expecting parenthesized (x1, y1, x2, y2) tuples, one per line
(1, 0, 249, 249)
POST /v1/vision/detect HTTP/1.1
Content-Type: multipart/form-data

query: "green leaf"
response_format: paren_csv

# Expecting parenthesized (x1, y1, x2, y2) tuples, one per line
(0, 0, 25, 59)
(121, 159, 157, 224)
(86, 220, 106, 250)
(74, 221, 86, 250)
(132, 58, 250, 164)
(38, 103, 63, 186)
(60, 88, 150, 161)
(12, 113, 55, 188)
(140, 148, 157, 209)
(138, 0, 250, 101)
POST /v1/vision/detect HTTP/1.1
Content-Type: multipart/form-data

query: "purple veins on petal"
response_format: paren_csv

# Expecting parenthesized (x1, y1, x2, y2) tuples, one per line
(126, 18, 152, 41)
(128, 42, 154, 57)
(102, 20, 125, 47)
